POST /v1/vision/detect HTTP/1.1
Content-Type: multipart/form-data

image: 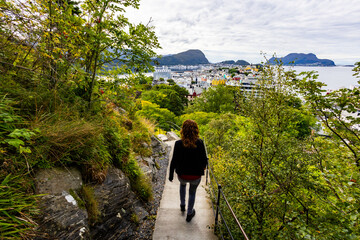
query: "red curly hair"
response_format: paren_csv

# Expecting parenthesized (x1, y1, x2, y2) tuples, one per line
(180, 119, 199, 148)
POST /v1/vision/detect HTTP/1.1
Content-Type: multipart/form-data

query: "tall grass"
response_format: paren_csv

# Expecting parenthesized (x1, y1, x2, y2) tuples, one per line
(32, 118, 102, 164)
(31, 113, 111, 182)
(0, 174, 39, 239)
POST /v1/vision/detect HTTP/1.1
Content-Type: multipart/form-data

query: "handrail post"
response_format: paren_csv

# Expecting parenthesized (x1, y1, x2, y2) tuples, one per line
(215, 184, 222, 229)
(205, 164, 209, 185)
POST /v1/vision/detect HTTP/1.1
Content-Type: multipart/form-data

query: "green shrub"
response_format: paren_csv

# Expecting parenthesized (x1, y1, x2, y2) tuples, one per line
(136, 100, 176, 131)
(0, 95, 39, 178)
(79, 134, 111, 183)
(123, 155, 153, 202)
(104, 120, 131, 167)
(130, 117, 155, 157)
(123, 156, 141, 181)
(130, 131, 151, 157)
(133, 174, 153, 201)
(0, 96, 36, 156)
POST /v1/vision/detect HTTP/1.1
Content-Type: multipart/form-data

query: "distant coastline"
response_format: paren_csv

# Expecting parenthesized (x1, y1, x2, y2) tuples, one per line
(154, 50, 339, 67)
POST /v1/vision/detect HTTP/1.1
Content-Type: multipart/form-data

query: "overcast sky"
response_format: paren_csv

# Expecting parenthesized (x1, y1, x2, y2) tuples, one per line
(125, 0, 360, 65)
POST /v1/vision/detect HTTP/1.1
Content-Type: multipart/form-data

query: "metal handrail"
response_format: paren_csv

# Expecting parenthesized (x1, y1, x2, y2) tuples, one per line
(204, 139, 250, 240)
(221, 187, 249, 239)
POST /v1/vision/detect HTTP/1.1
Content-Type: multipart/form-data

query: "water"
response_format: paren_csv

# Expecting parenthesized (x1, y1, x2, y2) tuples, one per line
(287, 66, 358, 90)
(116, 67, 358, 91)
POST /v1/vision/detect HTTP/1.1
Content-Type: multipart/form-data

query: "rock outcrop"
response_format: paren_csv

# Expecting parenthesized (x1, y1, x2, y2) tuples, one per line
(91, 167, 138, 239)
(35, 168, 89, 239)
(34, 135, 170, 239)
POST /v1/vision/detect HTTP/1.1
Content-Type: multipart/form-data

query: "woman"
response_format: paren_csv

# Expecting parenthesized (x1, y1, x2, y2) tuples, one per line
(169, 119, 208, 222)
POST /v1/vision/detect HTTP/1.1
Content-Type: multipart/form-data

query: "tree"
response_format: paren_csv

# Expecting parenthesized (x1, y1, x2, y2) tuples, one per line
(203, 113, 241, 152)
(229, 67, 240, 75)
(154, 84, 189, 107)
(80, 0, 160, 108)
(141, 84, 189, 116)
(167, 78, 175, 85)
(0, 0, 160, 110)
(186, 85, 236, 113)
(292, 62, 360, 169)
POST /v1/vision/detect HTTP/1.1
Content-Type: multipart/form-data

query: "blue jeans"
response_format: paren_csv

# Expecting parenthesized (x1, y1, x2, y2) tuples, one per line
(177, 176, 201, 215)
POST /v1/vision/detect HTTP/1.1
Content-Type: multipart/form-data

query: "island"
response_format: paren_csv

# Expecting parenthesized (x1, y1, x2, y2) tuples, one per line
(219, 60, 250, 66)
(268, 53, 335, 66)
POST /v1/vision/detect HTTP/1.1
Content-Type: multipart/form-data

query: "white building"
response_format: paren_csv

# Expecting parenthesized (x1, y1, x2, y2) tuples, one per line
(153, 67, 172, 80)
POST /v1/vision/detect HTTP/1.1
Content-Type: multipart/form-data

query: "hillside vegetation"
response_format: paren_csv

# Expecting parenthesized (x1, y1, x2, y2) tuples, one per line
(0, 0, 160, 238)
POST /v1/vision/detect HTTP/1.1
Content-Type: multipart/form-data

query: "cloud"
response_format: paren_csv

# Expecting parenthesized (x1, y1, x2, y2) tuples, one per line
(125, 0, 360, 64)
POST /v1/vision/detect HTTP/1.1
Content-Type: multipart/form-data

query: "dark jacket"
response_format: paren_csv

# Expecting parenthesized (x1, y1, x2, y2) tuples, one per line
(169, 139, 208, 181)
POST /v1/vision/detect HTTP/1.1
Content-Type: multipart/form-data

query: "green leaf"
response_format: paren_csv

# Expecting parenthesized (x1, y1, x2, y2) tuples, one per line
(19, 146, 32, 154)
(4, 138, 24, 148)
(8, 129, 35, 140)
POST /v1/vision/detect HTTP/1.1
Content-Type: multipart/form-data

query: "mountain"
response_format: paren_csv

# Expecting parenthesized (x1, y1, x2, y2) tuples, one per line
(235, 60, 250, 66)
(219, 60, 250, 65)
(268, 53, 335, 66)
(154, 49, 209, 66)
